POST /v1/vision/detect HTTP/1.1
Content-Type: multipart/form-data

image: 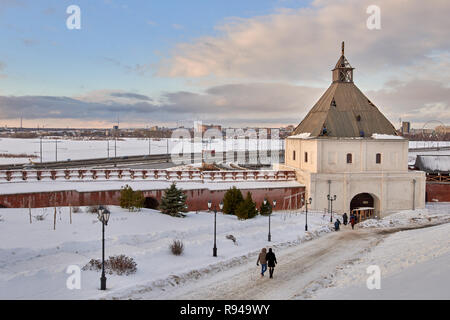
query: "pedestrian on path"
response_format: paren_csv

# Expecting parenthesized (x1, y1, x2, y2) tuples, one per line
(256, 248, 267, 277)
(350, 214, 356, 230)
(265, 248, 277, 279)
(343, 212, 348, 225)
(334, 219, 341, 231)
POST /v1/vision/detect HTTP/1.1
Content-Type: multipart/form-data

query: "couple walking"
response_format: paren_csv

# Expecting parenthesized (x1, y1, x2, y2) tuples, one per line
(256, 248, 277, 278)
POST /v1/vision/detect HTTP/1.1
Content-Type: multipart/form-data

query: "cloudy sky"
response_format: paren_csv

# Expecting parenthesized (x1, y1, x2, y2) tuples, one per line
(0, 0, 449, 129)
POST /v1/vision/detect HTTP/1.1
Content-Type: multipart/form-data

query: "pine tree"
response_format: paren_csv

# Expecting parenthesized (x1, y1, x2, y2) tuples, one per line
(259, 198, 273, 216)
(236, 192, 258, 220)
(120, 185, 134, 211)
(132, 190, 145, 211)
(223, 187, 244, 215)
(159, 183, 188, 217)
(120, 185, 145, 212)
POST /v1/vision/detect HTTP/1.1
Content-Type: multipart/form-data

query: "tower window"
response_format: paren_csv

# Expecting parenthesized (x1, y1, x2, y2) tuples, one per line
(347, 153, 352, 164)
(304, 152, 308, 163)
(293, 150, 296, 161)
(376, 153, 382, 164)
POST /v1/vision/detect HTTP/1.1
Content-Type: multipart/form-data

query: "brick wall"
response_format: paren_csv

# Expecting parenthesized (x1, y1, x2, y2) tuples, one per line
(0, 186, 305, 211)
(426, 183, 450, 202)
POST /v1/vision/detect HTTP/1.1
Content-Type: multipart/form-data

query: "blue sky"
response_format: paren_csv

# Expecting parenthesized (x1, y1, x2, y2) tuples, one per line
(0, 0, 449, 128)
(0, 0, 310, 96)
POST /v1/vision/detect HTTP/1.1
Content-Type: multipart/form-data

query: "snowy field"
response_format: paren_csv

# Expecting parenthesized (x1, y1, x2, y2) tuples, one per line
(1, 138, 447, 165)
(0, 207, 330, 299)
(0, 137, 283, 165)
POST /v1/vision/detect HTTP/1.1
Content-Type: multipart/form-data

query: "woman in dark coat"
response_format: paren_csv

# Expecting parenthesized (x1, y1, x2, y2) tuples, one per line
(265, 248, 277, 279)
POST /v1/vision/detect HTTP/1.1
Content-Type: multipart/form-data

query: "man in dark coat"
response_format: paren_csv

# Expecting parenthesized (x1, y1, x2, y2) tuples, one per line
(343, 213, 348, 226)
(265, 248, 277, 279)
(334, 219, 341, 231)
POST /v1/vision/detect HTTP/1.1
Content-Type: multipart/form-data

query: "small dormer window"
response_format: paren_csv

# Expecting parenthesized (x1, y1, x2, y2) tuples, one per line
(331, 99, 336, 107)
(356, 115, 361, 122)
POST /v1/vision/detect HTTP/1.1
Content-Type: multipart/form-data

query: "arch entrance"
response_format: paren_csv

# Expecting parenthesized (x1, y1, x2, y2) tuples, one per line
(350, 193, 375, 222)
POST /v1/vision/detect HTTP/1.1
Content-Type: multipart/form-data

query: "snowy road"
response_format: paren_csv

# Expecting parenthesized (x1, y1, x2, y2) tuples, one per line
(122, 219, 450, 300)
(119, 227, 382, 299)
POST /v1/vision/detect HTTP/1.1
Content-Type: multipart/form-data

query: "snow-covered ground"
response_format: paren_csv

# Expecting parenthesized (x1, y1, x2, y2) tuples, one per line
(0, 206, 330, 299)
(313, 221, 450, 299)
(1, 203, 449, 300)
(0, 137, 283, 165)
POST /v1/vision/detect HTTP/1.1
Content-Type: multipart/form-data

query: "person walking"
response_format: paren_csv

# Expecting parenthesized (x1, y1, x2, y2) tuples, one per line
(265, 248, 277, 279)
(256, 248, 268, 277)
(343, 212, 348, 226)
(334, 219, 341, 231)
(350, 213, 356, 230)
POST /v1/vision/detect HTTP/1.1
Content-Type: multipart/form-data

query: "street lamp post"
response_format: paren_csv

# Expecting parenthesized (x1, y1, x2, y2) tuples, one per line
(303, 197, 312, 231)
(97, 206, 111, 290)
(39, 136, 43, 163)
(327, 195, 336, 222)
(208, 200, 223, 257)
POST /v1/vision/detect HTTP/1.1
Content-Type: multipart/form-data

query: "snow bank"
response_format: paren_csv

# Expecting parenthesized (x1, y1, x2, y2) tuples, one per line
(359, 204, 450, 229)
(314, 221, 450, 300)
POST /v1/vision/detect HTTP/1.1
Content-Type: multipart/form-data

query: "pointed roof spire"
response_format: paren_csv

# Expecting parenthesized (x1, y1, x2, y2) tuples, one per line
(292, 43, 398, 138)
(332, 41, 354, 82)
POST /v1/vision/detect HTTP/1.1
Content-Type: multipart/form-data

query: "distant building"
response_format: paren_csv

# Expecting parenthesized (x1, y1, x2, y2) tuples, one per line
(196, 123, 222, 134)
(435, 125, 450, 134)
(401, 121, 410, 134)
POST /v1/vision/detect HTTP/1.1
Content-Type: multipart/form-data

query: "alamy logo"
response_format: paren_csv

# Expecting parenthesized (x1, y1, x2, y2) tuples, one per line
(66, 265, 81, 290)
(366, 5, 381, 30)
(366, 265, 381, 290)
(66, 5, 81, 30)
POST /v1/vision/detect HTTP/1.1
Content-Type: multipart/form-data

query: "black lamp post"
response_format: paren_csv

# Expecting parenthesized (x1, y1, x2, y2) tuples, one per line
(303, 197, 312, 231)
(208, 200, 223, 257)
(327, 195, 336, 222)
(97, 206, 110, 290)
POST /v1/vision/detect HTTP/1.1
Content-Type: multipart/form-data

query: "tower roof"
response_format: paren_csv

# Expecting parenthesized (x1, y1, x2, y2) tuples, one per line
(292, 42, 398, 138)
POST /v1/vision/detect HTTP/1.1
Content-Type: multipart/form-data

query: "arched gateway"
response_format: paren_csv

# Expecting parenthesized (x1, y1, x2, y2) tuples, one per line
(350, 193, 376, 222)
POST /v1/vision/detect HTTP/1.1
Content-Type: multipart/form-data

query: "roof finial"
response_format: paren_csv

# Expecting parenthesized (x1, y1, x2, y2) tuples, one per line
(341, 41, 345, 55)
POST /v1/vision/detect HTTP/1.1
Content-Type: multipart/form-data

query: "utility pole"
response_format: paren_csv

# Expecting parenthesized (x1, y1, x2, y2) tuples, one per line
(55, 139, 58, 162)
(114, 137, 117, 167)
(166, 138, 169, 162)
(107, 140, 110, 158)
(148, 137, 151, 155)
(40, 137, 43, 163)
